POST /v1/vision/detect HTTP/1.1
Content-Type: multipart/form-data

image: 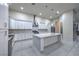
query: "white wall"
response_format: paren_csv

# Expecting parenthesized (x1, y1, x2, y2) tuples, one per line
(36, 17, 50, 29)
(60, 10, 73, 44)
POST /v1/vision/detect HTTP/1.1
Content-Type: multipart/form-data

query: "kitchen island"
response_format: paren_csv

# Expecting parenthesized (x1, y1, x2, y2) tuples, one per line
(33, 33, 61, 52)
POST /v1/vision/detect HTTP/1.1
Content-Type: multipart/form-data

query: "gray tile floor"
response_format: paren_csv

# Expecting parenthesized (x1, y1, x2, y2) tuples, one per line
(12, 39, 79, 56)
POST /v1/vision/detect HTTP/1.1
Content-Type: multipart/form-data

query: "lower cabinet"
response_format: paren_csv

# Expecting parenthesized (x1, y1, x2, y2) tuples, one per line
(0, 30, 8, 56)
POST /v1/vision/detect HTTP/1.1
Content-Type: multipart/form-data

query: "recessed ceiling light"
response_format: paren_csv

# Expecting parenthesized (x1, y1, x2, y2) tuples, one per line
(20, 6, 24, 10)
(56, 11, 60, 14)
(39, 13, 42, 16)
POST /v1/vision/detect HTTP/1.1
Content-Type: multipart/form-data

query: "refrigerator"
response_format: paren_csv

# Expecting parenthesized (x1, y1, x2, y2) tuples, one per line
(0, 4, 8, 56)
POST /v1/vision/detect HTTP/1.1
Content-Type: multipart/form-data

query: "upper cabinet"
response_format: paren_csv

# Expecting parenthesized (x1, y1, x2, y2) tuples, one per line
(9, 17, 50, 30)
(9, 11, 50, 30)
(9, 18, 32, 29)
(10, 18, 15, 29)
(25, 21, 32, 29)
(0, 5, 8, 29)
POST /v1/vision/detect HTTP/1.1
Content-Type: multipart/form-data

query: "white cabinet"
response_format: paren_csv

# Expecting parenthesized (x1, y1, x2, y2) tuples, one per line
(0, 4, 8, 56)
(15, 20, 18, 29)
(26, 21, 32, 29)
(0, 20, 7, 29)
(10, 18, 32, 29)
(18, 21, 22, 29)
(10, 19, 15, 29)
(24, 22, 26, 29)
(0, 5, 8, 29)
(24, 21, 32, 29)
(22, 22, 24, 29)
(25, 22, 28, 29)
(17, 21, 22, 29)
(0, 30, 8, 56)
(21, 21, 24, 29)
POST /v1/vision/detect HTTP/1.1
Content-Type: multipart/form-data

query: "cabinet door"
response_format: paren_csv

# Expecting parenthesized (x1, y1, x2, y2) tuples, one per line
(26, 21, 32, 29)
(22, 22, 25, 29)
(0, 5, 8, 29)
(0, 30, 8, 56)
(10, 19, 15, 29)
(16, 21, 19, 29)
(24, 22, 27, 29)
(15, 20, 17, 29)
(24, 22, 26, 29)
(21, 21, 24, 29)
(15, 20, 19, 29)
(19, 21, 22, 29)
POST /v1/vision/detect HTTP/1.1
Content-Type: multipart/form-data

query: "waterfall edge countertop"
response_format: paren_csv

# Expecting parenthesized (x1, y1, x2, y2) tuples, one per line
(33, 33, 61, 38)
(33, 33, 61, 52)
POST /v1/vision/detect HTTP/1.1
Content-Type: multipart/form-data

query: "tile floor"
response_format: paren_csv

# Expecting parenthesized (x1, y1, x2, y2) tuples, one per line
(12, 38, 79, 56)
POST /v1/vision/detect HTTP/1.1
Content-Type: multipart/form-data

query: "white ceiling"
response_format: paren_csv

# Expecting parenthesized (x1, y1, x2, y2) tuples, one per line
(9, 3, 79, 20)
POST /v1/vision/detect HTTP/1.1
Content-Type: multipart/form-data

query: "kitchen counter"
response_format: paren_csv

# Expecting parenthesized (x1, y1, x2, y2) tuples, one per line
(34, 33, 61, 38)
(33, 33, 61, 52)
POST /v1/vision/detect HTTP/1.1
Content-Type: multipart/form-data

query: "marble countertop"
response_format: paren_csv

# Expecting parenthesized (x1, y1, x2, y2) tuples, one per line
(33, 33, 61, 38)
